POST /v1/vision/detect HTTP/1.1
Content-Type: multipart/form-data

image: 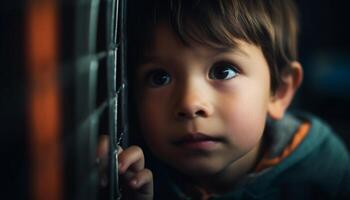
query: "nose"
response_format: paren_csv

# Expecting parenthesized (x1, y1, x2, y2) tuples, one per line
(174, 81, 214, 119)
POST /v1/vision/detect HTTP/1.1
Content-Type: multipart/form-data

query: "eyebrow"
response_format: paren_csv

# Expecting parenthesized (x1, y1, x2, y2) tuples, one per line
(212, 45, 250, 58)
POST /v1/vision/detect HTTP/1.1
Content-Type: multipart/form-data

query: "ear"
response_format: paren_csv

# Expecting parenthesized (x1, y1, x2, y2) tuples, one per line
(268, 61, 303, 120)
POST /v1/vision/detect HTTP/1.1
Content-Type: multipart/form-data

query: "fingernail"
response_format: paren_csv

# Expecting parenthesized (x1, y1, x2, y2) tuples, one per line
(118, 162, 123, 172)
(131, 179, 138, 187)
(117, 146, 122, 153)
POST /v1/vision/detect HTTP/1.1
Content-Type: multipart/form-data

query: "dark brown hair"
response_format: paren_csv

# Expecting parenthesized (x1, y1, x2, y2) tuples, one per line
(128, 0, 299, 92)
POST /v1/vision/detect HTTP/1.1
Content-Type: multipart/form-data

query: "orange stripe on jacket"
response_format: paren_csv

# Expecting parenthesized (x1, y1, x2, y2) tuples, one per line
(255, 122, 311, 172)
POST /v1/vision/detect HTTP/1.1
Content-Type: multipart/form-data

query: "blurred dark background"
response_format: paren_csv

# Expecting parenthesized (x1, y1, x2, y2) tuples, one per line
(1, 0, 350, 200)
(294, 0, 350, 149)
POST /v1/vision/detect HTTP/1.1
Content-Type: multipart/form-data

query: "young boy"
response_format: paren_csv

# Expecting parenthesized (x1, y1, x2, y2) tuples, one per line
(98, 0, 350, 199)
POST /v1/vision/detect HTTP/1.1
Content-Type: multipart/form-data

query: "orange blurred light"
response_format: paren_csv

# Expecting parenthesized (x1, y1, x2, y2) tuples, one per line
(26, 0, 62, 200)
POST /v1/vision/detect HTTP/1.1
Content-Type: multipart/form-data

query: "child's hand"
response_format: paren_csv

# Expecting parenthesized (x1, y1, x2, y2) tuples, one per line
(97, 135, 153, 200)
(118, 145, 153, 200)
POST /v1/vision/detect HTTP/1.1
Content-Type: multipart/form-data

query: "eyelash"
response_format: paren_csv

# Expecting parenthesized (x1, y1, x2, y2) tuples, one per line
(209, 62, 240, 80)
(145, 69, 172, 87)
(143, 62, 240, 87)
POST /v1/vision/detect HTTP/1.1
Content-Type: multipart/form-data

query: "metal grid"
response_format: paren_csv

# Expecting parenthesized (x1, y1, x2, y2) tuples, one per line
(1, 0, 127, 199)
(71, 0, 127, 199)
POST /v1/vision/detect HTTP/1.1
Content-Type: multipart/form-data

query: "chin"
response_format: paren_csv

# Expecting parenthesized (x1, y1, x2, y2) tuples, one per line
(172, 159, 225, 177)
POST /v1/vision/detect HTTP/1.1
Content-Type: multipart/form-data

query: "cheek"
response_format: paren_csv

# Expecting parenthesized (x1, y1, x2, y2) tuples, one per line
(227, 110, 266, 148)
(220, 88, 269, 149)
(137, 98, 165, 145)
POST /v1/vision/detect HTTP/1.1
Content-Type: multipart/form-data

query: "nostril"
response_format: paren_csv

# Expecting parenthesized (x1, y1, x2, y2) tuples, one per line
(176, 110, 207, 119)
(195, 110, 206, 117)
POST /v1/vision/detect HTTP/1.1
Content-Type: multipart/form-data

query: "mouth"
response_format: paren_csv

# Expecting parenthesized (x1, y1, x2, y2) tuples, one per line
(172, 133, 223, 150)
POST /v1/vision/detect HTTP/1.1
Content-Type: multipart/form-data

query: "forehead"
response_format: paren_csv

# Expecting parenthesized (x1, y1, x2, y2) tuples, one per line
(141, 24, 251, 63)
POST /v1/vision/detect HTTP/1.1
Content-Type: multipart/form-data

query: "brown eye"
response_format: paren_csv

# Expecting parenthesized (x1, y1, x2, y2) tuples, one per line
(147, 69, 171, 87)
(209, 63, 239, 80)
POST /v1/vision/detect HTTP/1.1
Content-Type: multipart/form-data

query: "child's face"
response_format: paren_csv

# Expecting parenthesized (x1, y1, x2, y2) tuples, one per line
(135, 24, 273, 176)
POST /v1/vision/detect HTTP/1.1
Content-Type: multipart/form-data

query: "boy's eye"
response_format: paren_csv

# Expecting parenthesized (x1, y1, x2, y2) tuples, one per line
(209, 62, 239, 80)
(147, 69, 171, 87)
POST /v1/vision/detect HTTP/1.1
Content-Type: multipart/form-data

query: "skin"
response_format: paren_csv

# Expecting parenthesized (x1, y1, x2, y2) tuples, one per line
(97, 137, 153, 200)
(98, 23, 303, 199)
(136, 23, 271, 191)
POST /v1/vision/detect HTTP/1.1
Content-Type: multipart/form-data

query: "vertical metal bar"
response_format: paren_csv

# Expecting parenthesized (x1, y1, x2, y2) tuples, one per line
(106, 0, 128, 199)
(113, 0, 121, 197)
(119, 0, 128, 150)
(106, 0, 118, 199)
(86, 2, 100, 199)
(115, 0, 128, 199)
(107, 0, 128, 199)
(75, 0, 100, 199)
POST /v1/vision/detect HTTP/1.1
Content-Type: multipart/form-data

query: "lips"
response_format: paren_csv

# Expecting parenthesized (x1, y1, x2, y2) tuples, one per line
(172, 133, 222, 150)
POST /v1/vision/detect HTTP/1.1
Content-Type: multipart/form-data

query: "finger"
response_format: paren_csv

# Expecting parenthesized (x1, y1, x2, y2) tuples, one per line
(128, 169, 153, 200)
(96, 135, 109, 187)
(118, 145, 145, 173)
(96, 135, 109, 171)
(97, 135, 109, 159)
(117, 145, 123, 155)
(129, 169, 153, 190)
(122, 169, 136, 182)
